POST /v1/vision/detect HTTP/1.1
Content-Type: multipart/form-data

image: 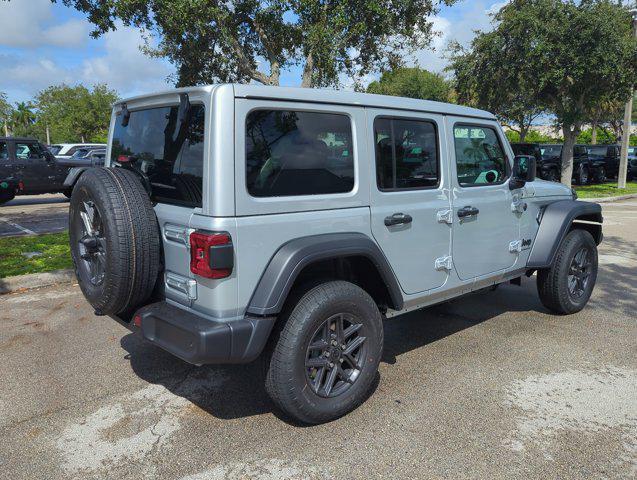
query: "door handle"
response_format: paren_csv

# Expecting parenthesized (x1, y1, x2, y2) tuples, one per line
(384, 212, 413, 227)
(457, 206, 479, 218)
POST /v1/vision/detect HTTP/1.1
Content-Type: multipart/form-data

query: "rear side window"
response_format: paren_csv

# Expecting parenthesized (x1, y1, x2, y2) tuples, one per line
(15, 142, 46, 160)
(111, 104, 205, 208)
(0, 142, 7, 160)
(374, 117, 439, 190)
(245, 110, 354, 197)
(453, 125, 509, 187)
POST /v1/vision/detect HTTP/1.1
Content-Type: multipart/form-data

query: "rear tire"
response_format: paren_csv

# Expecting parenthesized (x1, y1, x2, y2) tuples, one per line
(265, 281, 383, 424)
(537, 229, 598, 315)
(69, 168, 161, 316)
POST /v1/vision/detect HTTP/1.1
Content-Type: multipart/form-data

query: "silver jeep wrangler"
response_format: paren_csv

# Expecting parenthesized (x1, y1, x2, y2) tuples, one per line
(69, 85, 602, 424)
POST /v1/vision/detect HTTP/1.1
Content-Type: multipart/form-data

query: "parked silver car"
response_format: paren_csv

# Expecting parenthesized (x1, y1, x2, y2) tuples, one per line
(68, 85, 602, 424)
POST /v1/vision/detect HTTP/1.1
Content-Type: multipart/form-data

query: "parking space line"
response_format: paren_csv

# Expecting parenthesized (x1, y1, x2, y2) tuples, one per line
(0, 219, 36, 235)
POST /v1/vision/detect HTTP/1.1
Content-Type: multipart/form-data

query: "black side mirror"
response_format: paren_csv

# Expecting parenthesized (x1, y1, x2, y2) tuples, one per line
(510, 155, 536, 190)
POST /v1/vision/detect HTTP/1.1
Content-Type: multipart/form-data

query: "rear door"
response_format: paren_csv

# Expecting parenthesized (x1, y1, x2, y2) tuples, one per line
(108, 100, 207, 307)
(368, 110, 452, 294)
(447, 119, 519, 280)
(14, 141, 57, 192)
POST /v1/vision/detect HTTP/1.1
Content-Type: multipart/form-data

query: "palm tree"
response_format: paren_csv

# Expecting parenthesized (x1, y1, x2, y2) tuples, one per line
(10, 102, 36, 136)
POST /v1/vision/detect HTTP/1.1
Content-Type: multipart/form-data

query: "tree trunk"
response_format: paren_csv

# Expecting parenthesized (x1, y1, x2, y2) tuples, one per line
(3, 122, 7, 137)
(618, 87, 634, 189)
(301, 53, 314, 88)
(561, 127, 577, 188)
(46, 125, 51, 145)
(519, 126, 528, 142)
(591, 120, 597, 145)
(81, 134, 85, 143)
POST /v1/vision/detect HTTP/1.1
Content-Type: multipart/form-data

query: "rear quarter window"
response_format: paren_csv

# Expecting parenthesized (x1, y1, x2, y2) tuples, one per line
(110, 104, 205, 208)
(245, 109, 354, 197)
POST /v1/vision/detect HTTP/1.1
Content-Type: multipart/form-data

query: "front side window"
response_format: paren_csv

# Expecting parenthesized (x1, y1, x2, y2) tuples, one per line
(374, 117, 439, 190)
(453, 125, 509, 187)
(110, 104, 205, 207)
(15, 142, 45, 160)
(245, 110, 354, 197)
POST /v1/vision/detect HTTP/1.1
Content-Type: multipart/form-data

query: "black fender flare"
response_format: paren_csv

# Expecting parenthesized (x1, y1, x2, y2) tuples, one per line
(526, 200, 602, 269)
(246, 232, 404, 316)
(63, 167, 89, 188)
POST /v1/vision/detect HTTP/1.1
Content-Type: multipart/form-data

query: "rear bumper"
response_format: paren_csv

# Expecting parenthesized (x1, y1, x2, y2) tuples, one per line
(124, 301, 276, 365)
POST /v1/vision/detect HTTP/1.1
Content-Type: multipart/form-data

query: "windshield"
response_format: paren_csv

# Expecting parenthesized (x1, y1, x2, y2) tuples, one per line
(540, 145, 562, 159)
(110, 103, 205, 208)
(628, 147, 636, 156)
(48, 145, 62, 155)
(71, 149, 90, 159)
(512, 144, 536, 156)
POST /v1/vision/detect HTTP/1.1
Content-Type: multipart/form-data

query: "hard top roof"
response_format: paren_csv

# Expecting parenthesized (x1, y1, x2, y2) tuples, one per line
(115, 84, 496, 120)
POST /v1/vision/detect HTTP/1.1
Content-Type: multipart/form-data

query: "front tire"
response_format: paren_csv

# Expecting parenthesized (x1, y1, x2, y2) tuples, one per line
(537, 229, 598, 314)
(265, 281, 383, 424)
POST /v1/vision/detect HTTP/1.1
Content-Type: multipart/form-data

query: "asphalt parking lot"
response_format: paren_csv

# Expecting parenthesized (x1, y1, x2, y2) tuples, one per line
(0, 200, 636, 480)
(0, 194, 69, 237)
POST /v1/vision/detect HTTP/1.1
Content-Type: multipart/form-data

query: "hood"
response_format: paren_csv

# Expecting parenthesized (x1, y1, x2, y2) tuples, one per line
(529, 179, 573, 198)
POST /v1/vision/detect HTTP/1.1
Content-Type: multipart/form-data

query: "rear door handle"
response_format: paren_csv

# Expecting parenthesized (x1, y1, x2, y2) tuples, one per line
(457, 206, 479, 218)
(384, 213, 413, 226)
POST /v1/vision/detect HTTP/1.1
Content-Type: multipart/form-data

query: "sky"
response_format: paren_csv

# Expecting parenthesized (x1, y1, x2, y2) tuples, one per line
(0, 0, 508, 105)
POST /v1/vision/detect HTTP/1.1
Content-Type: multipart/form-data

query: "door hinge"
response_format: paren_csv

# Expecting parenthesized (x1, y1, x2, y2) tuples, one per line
(509, 240, 522, 253)
(435, 255, 453, 271)
(511, 200, 528, 214)
(436, 209, 453, 224)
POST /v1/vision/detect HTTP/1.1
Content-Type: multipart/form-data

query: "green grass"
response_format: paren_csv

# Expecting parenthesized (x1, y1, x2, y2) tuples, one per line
(573, 181, 637, 199)
(0, 232, 72, 278)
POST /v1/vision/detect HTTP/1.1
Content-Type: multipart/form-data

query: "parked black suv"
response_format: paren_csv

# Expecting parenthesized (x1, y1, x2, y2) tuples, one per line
(539, 144, 603, 185)
(511, 143, 559, 182)
(584, 144, 621, 180)
(0, 137, 71, 202)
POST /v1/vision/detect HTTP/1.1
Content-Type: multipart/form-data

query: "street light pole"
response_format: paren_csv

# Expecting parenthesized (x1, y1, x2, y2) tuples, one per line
(618, 8, 637, 189)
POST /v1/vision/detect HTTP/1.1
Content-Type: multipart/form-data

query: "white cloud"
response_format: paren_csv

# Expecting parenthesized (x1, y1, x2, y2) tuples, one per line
(80, 24, 173, 95)
(0, 0, 90, 48)
(0, 23, 173, 101)
(413, 0, 505, 75)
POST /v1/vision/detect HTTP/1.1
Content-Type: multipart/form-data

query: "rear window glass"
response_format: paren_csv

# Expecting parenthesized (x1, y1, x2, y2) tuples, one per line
(245, 110, 354, 197)
(0, 142, 7, 160)
(110, 104, 205, 208)
(586, 146, 608, 156)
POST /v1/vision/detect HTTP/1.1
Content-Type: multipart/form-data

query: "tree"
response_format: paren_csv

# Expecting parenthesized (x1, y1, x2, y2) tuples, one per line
(59, 0, 456, 88)
(449, 33, 544, 142)
(450, 0, 637, 187)
(10, 102, 36, 137)
(366, 67, 453, 102)
(35, 84, 118, 143)
(0, 92, 12, 137)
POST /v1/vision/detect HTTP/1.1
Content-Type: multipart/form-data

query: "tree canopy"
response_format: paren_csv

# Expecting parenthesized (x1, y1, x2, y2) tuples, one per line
(59, 0, 456, 88)
(35, 84, 118, 143)
(366, 67, 453, 103)
(450, 0, 637, 186)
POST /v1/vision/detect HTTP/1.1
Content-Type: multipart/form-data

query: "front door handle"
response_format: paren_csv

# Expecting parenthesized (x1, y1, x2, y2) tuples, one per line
(384, 212, 413, 226)
(457, 206, 479, 218)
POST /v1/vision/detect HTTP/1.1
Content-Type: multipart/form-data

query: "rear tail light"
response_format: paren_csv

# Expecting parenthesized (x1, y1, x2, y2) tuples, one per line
(189, 231, 233, 279)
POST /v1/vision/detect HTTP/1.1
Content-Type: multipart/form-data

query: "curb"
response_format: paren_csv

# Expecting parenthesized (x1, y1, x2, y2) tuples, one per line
(580, 193, 637, 203)
(0, 269, 76, 295)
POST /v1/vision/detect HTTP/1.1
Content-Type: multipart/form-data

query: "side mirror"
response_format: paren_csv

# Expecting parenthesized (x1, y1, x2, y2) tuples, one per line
(510, 155, 536, 190)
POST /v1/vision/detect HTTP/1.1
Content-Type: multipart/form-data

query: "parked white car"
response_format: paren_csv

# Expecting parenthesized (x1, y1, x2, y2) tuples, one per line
(49, 143, 106, 160)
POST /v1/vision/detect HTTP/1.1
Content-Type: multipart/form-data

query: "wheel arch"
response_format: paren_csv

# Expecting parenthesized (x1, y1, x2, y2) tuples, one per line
(246, 233, 404, 317)
(527, 200, 602, 269)
(63, 167, 89, 189)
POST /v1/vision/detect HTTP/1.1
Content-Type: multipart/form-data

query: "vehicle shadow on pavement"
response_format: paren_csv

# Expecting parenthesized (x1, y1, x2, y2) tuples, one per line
(117, 239, 627, 425)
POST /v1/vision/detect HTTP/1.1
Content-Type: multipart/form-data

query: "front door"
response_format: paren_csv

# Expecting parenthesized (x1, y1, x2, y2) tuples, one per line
(447, 120, 519, 280)
(369, 110, 452, 295)
(14, 141, 58, 193)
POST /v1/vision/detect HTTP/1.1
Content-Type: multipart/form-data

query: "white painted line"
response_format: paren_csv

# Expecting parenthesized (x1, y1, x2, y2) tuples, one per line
(0, 219, 36, 235)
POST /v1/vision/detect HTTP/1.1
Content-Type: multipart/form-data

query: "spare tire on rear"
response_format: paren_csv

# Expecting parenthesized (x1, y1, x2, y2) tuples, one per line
(69, 168, 161, 316)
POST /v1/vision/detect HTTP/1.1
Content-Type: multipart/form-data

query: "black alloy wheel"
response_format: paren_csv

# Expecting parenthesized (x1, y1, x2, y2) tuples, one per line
(75, 200, 107, 286)
(567, 246, 593, 300)
(305, 313, 367, 398)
